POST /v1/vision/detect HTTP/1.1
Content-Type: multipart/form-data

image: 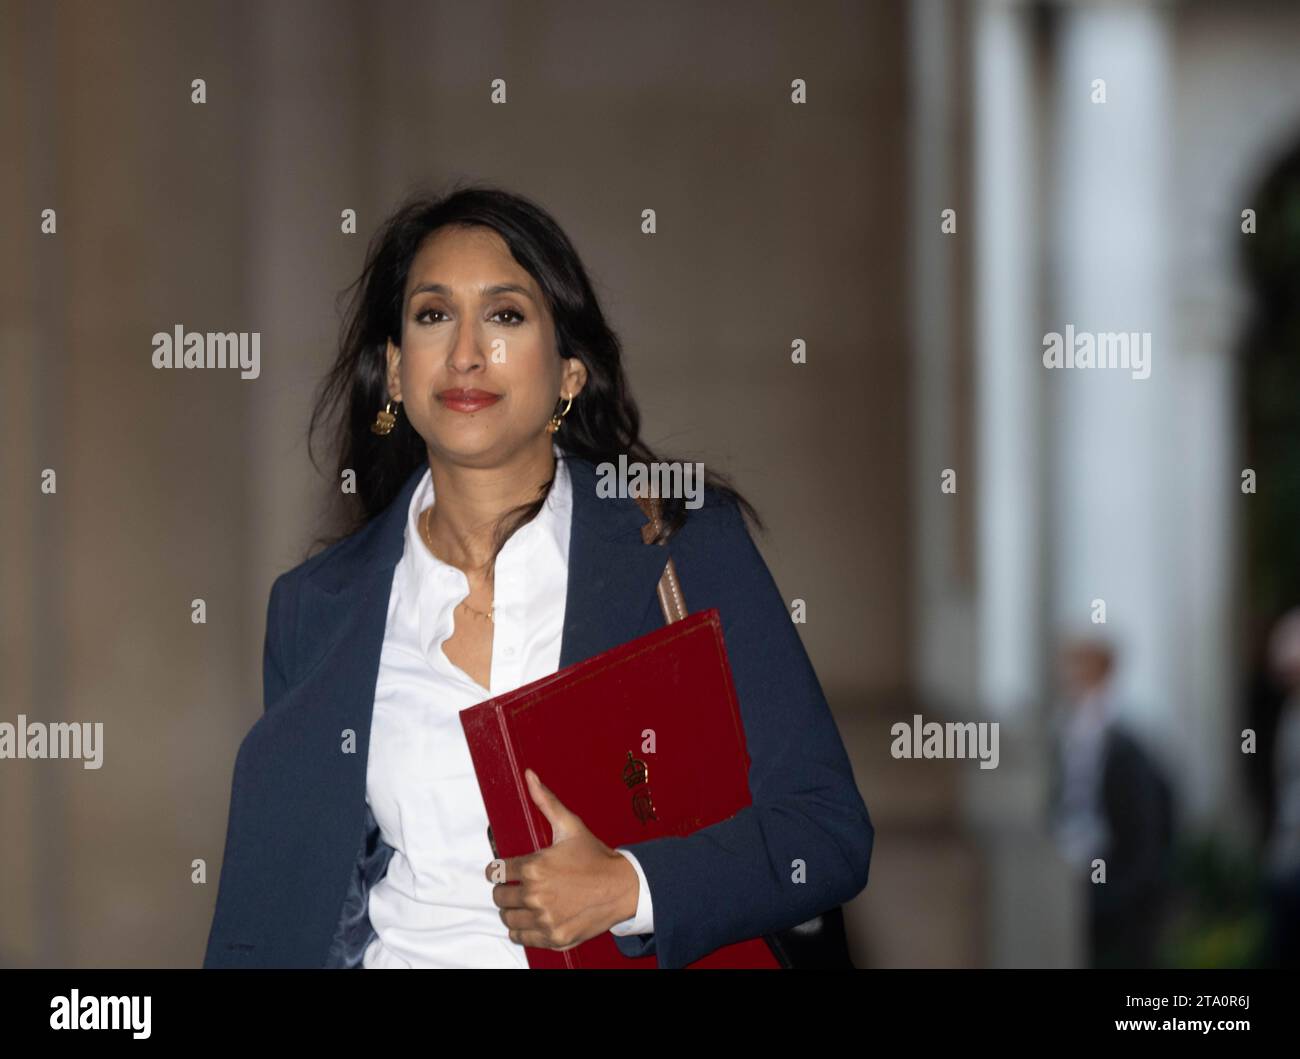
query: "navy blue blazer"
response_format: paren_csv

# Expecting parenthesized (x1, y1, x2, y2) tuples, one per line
(203, 454, 874, 968)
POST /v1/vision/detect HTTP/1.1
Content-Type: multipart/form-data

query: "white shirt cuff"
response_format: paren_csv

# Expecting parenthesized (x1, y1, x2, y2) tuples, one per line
(608, 848, 654, 935)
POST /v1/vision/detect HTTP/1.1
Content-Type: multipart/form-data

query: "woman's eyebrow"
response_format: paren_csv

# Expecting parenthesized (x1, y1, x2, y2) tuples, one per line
(407, 282, 536, 304)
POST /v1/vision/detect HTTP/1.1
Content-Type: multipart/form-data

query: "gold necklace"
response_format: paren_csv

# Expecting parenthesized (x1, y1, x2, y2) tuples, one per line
(420, 507, 494, 623)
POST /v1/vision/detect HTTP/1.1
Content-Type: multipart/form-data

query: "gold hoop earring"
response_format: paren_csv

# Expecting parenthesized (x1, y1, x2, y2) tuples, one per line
(371, 400, 398, 436)
(546, 393, 573, 435)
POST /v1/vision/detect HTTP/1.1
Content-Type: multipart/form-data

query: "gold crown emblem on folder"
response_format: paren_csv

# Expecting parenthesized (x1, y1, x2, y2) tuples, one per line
(623, 751, 657, 824)
(622, 750, 648, 788)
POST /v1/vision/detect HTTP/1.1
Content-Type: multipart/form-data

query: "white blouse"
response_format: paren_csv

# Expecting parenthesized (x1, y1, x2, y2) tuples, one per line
(362, 446, 654, 968)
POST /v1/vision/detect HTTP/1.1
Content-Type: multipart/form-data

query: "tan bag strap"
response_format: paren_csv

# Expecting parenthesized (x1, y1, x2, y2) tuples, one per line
(633, 494, 688, 625)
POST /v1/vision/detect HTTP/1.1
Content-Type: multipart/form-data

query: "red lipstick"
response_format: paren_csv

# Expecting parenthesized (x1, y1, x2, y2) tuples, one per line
(437, 388, 502, 413)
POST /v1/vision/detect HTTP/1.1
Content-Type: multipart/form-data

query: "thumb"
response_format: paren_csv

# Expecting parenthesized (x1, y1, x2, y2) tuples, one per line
(526, 768, 577, 842)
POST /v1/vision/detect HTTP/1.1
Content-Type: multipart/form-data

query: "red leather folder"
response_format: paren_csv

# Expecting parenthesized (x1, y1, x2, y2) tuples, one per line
(458, 607, 781, 969)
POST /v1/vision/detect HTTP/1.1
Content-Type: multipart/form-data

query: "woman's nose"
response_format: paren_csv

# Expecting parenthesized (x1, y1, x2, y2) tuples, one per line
(445, 325, 487, 373)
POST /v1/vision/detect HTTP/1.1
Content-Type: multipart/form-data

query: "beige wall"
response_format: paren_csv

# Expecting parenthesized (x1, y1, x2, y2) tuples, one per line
(0, 0, 908, 966)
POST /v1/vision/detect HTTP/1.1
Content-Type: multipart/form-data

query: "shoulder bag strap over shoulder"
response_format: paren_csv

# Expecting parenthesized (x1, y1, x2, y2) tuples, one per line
(633, 494, 688, 623)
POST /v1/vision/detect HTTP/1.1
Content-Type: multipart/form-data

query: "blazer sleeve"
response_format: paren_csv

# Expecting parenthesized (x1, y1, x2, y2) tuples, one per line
(611, 498, 875, 967)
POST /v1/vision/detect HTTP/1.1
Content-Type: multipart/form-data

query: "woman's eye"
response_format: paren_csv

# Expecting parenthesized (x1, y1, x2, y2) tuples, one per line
(493, 308, 525, 325)
(414, 307, 446, 325)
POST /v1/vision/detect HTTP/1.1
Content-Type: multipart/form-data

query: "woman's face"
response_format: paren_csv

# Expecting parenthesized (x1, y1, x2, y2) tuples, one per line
(385, 224, 587, 468)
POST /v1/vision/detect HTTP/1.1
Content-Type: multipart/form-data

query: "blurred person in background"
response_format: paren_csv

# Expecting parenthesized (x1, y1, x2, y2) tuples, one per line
(1048, 637, 1176, 967)
(1265, 608, 1300, 967)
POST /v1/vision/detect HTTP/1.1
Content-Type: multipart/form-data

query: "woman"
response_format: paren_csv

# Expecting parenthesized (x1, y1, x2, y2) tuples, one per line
(203, 184, 874, 969)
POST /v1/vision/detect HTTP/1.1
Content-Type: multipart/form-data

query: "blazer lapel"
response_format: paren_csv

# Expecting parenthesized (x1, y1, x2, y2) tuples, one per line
(292, 465, 418, 779)
(559, 454, 675, 667)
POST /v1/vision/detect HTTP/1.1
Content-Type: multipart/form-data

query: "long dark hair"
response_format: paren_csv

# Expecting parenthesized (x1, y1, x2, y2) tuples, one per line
(308, 179, 761, 562)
